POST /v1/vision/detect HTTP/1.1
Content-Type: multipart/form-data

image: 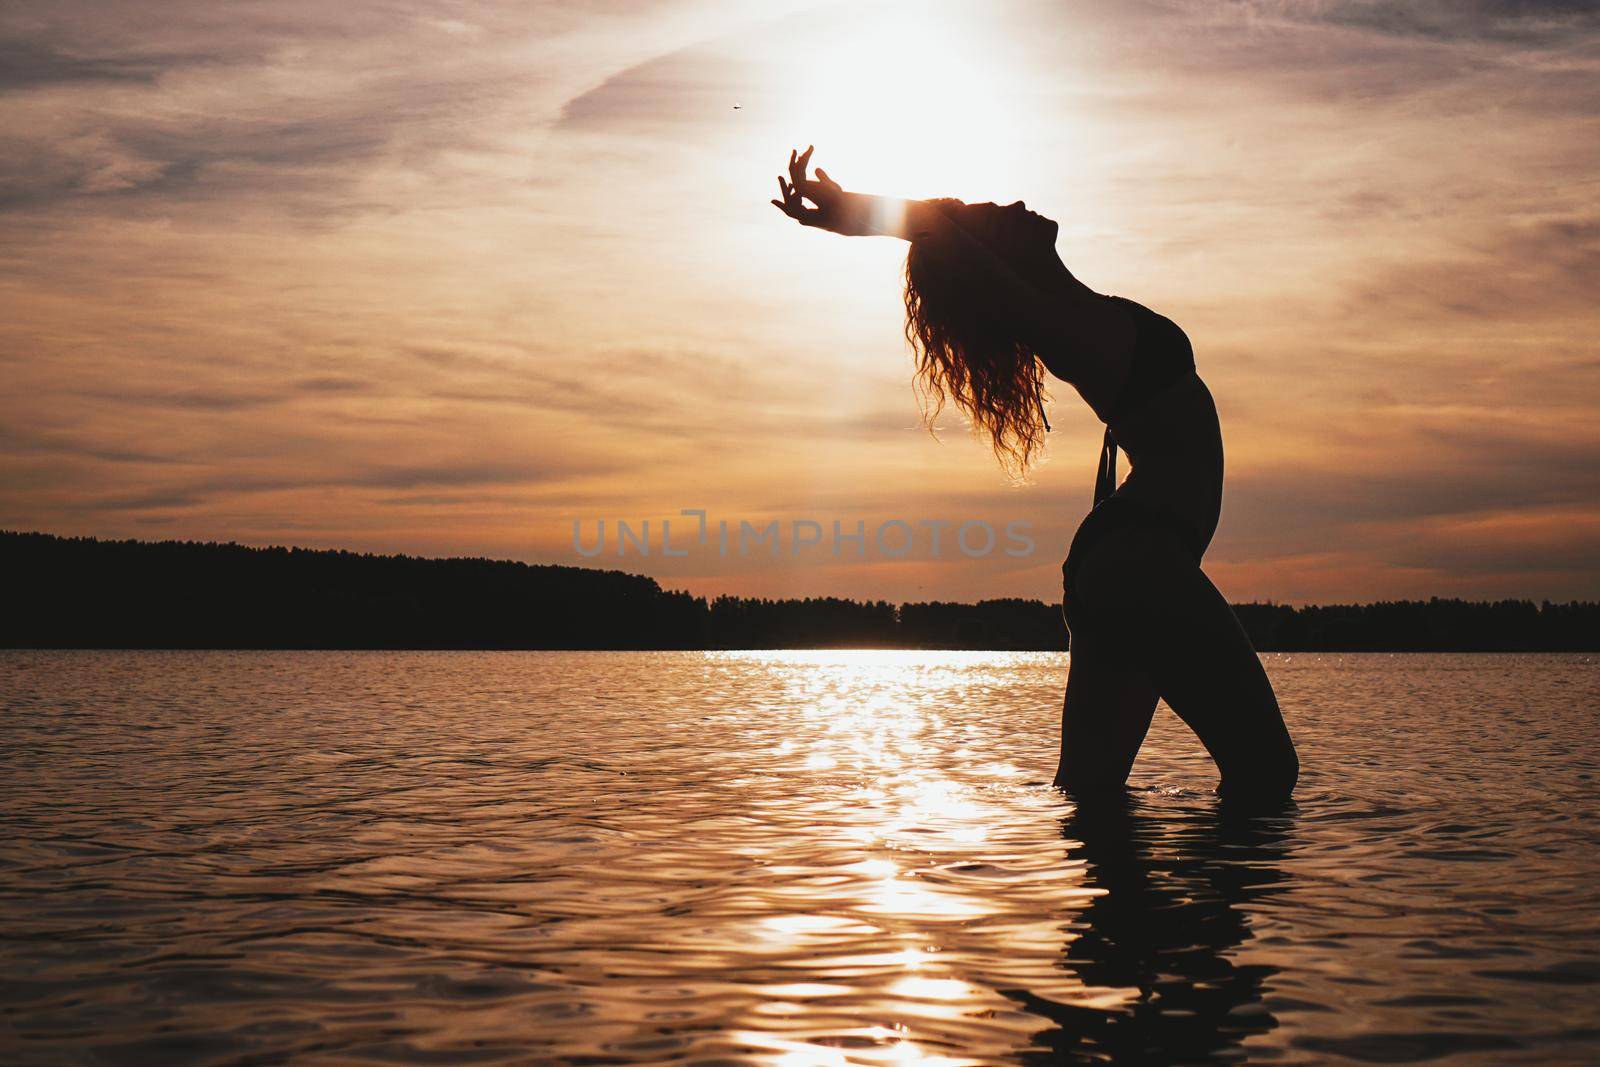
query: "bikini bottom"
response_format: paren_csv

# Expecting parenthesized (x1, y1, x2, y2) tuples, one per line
(1060, 492, 1208, 634)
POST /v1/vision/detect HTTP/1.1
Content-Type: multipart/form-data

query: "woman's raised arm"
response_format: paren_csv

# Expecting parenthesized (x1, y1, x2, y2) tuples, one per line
(770, 146, 945, 241)
(771, 146, 1131, 369)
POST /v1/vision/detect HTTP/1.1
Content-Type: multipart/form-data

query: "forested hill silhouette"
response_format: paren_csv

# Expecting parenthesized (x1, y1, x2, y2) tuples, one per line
(4, 530, 1597, 651)
(2, 530, 704, 650)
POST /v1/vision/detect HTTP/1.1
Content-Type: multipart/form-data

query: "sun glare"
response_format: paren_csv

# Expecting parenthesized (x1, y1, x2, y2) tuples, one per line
(793, 16, 1020, 201)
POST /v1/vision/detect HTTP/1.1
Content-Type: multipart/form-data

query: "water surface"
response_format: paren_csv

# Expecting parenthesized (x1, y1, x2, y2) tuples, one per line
(2, 651, 1597, 1064)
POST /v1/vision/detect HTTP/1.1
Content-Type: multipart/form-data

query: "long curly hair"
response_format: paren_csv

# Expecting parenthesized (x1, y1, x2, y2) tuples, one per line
(904, 199, 1050, 477)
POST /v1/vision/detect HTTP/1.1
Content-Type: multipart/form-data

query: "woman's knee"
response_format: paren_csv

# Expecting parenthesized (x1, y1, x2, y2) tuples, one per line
(1218, 734, 1299, 806)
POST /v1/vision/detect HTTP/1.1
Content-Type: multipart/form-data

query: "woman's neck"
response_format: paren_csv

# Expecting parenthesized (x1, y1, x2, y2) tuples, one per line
(1035, 252, 1100, 302)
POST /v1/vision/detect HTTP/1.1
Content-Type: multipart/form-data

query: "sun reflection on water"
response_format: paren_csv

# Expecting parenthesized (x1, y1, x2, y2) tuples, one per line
(718, 651, 1084, 1061)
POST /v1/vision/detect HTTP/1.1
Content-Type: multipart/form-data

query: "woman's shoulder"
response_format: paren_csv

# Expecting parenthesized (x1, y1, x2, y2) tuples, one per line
(1104, 294, 1191, 351)
(1081, 292, 1142, 355)
(1100, 292, 1152, 321)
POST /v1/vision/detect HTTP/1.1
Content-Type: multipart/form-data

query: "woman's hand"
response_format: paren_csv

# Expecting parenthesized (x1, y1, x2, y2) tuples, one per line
(770, 146, 880, 237)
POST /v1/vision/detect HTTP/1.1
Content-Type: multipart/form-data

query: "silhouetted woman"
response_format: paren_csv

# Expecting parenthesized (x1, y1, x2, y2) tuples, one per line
(773, 147, 1298, 804)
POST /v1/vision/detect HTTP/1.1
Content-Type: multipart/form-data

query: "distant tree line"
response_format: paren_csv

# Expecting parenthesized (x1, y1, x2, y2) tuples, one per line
(1230, 599, 1600, 653)
(4, 531, 1597, 651)
(1, 531, 702, 650)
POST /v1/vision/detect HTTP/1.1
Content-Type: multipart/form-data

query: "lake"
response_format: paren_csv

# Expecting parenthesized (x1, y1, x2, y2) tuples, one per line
(2, 651, 1597, 1064)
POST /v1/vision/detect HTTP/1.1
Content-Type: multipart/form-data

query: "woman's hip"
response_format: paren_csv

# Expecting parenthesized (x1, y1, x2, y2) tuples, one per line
(1061, 497, 1211, 646)
(1111, 372, 1225, 554)
(1061, 371, 1228, 628)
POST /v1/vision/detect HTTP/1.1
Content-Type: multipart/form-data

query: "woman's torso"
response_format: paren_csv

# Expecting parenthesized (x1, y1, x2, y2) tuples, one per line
(1062, 295, 1224, 556)
(1113, 371, 1224, 557)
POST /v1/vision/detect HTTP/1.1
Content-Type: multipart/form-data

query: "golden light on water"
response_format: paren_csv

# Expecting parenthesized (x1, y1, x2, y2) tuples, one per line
(714, 652, 1119, 1062)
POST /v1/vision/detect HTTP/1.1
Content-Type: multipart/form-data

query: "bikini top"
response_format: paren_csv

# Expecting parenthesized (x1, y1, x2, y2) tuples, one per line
(1093, 296, 1196, 505)
(1106, 295, 1195, 422)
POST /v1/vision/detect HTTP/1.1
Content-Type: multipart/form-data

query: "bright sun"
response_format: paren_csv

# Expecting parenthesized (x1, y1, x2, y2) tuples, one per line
(790, 16, 1021, 202)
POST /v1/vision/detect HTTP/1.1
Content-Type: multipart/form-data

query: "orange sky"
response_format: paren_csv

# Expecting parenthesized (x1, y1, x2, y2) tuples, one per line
(2, 0, 1597, 604)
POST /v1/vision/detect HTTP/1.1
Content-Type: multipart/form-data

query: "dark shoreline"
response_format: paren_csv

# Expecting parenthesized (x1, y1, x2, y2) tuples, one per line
(5, 530, 1597, 652)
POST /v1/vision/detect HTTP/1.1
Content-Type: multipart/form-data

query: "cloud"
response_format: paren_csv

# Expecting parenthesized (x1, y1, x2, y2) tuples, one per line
(1296, 0, 1600, 43)
(0, 38, 175, 91)
(556, 47, 753, 133)
(0, 0, 1596, 602)
(1105, 0, 1600, 117)
(1342, 212, 1600, 325)
(0, 5, 519, 217)
(73, 385, 286, 412)
(294, 375, 374, 393)
(0, 423, 190, 466)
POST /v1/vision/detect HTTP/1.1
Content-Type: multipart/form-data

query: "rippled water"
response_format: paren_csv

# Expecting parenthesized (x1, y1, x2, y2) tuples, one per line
(2, 651, 1598, 1065)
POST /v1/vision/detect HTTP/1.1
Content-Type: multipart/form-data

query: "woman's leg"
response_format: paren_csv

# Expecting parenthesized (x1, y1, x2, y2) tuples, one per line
(1146, 562, 1298, 804)
(1055, 592, 1161, 795)
(1073, 524, 1299, 804)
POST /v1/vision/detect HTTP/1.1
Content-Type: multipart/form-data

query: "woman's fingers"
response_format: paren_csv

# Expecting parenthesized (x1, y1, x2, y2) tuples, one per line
(783, 146, 831, 195)
(815, 167, 841, 192)
(778, 177, 803, 211)
(776, 149, 834, 228)
(776, 172, 807, 205)
(772, 176, 812, 224)
(788, 144, 814, 188)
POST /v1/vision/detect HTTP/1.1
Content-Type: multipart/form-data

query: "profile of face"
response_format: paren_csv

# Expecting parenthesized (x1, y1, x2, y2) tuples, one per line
(956, 200, 1060, 268)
